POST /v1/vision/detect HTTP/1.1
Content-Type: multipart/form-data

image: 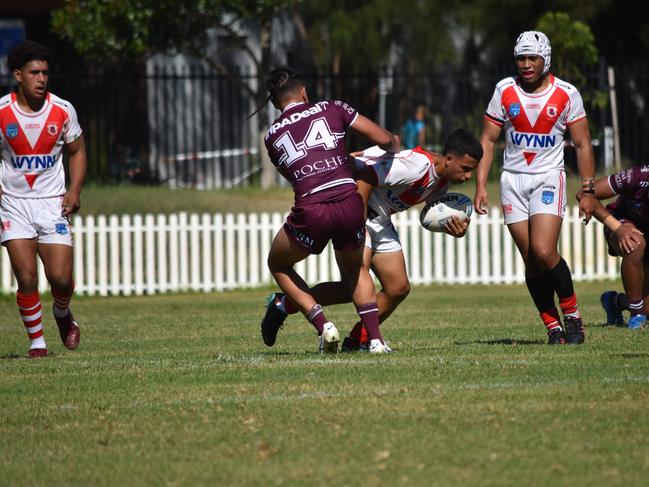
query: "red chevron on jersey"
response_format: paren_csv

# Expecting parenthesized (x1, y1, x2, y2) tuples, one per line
(0, 91, 82, 197)
(1, 93, 67, 155)
(531, 88, 569, 134)
(24, 174, 38, 188)
(485, 74, 584, 173)
(502, 87, 533, 133)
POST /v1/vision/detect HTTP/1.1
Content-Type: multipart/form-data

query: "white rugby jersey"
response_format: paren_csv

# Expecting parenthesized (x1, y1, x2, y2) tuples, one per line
(484, 74, 586, 174)
(355, 146, 450, 218)
(0, 92, 82, 197)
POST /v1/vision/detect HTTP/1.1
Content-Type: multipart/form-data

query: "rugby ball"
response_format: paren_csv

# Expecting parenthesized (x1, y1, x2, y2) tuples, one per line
(420, 192, 473, 232)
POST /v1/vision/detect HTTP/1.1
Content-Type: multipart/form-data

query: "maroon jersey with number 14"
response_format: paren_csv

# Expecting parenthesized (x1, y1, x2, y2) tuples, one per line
(264, 100, 358, 204)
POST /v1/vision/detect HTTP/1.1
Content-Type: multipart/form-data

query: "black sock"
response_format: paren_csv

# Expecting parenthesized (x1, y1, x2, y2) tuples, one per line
(546, 257, 574, 299)
(525, 272, 555, 313)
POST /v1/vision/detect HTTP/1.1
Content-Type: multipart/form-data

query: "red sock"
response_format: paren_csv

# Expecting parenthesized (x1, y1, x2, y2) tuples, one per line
(17, 291, 45, 349)
(349, 322, 369, 344)
(540, 307, 562, 333)
(559, 293, 580, 319)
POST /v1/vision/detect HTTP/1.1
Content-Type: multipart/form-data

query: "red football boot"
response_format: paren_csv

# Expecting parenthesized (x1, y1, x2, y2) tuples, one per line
(27, 348, 48, 359)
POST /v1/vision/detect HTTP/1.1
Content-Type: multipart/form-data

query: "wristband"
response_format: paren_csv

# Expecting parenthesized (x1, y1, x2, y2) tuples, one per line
(602, 214, 622, 232)
(582, 178, 595, 194)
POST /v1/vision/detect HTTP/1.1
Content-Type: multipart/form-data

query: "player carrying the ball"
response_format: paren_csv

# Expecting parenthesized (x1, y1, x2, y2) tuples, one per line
(473, 31, 597, 344)
(261, 128, 482, 351)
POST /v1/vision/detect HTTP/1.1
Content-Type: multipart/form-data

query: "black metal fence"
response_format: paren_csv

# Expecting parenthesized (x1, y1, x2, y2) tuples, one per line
(1, 62, 648, 186)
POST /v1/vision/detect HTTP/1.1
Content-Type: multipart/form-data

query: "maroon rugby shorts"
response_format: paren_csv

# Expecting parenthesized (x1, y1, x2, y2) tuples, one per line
(284, 191, 365, 254)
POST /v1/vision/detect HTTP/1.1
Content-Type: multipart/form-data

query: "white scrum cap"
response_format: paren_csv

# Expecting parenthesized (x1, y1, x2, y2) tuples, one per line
(514, 31, 551, 74)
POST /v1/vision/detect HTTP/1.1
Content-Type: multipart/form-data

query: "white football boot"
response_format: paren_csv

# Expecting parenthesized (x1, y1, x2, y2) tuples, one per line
(318, 322, 340, 354)
(369, 339, 392, 354)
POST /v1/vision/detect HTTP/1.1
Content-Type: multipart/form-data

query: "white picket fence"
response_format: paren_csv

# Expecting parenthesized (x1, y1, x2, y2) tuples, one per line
(0, 205, 619, 296)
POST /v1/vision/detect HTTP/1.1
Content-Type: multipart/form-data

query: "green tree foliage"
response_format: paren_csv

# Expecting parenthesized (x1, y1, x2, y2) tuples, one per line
(52, 0, 294, 75)
(536, 11, 598, 85)
(295, 0, 458, 75)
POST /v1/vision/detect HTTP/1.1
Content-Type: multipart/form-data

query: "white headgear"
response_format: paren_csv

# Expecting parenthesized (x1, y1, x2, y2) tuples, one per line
(514, 31, 551, 75)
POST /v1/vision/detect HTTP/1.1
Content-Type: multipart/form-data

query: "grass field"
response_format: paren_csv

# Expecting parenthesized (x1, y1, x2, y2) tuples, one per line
(1, 281, 648, 486)
(79, 177, 588, 216)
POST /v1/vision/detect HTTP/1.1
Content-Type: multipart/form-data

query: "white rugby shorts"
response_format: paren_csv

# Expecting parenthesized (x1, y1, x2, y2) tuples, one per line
(365, 214, 402, 253)
(500, 169, 566, 225)
(0, 194, 73, 246)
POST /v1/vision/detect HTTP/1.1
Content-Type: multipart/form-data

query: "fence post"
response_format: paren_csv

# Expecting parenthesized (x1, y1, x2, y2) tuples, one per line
(110, 215, 120, 295)
(145, 214, 156, 294)
(122, 215, 132, 296)
(202, 213, 213, 292)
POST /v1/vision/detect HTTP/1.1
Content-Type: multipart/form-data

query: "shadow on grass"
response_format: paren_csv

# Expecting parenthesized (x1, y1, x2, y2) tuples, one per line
(1, 353, 25, 359)
(454, 338, 546, 346)
(614, 352, 649, 358)
(2, 351, 57, 360)
(588, 321, 623, 328)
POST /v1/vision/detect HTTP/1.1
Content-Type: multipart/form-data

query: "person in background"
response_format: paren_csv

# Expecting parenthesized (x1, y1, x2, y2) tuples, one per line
(402, 105, 426, 149)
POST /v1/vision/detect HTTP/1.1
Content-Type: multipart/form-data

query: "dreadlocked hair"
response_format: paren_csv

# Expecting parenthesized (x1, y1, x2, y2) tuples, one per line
(246, 67, 305, 120)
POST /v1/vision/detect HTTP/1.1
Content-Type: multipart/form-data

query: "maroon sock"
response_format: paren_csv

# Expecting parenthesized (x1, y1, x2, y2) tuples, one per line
(628, 298, 644, 316)
(356, 302, 381, 342)
(307, 304, 327, 335)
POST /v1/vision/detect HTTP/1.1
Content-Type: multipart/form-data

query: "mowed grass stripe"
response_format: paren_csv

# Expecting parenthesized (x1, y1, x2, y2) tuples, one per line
(1, 281, 648, 486)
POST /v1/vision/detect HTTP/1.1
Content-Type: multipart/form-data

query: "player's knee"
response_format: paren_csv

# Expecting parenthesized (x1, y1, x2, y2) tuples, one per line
(530, 246, 559, 270)
(15, 271, 38, 292)
(385, 280, 411, 302)
(48, 275, 73, 293)
(626, 235, 646, 262)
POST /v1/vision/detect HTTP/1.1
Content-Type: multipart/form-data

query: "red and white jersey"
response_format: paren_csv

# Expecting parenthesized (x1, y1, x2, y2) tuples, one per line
(0, 92, 82, 197)
(484, 74, 586, 174)
(354, 146, 450, 218)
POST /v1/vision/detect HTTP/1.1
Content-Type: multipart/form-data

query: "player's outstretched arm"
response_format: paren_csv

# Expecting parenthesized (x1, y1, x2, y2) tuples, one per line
(62, 135, 87, 216)
(474, 119, 501, 214)
(350, 114, 399, 152)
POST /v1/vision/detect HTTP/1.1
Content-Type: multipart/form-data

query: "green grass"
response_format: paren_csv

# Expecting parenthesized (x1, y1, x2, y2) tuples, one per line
(1, 281, 648, 486)
(78, 177, 587, 216)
